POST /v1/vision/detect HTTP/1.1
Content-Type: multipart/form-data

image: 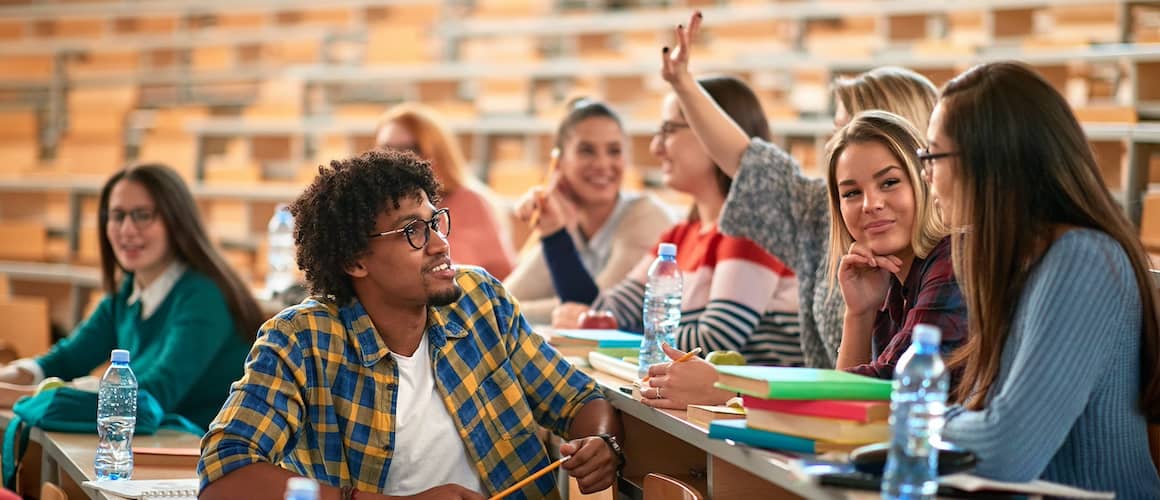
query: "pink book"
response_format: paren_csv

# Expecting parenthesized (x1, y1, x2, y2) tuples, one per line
(742, 395, 889, 423)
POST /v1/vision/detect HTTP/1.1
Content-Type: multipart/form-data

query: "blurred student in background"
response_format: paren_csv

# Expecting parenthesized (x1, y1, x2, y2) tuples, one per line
(551, 77, 802, 375)
(0, 164, 262, 429)
(507, 98, 673, 324)
(376, 103, 516, 279)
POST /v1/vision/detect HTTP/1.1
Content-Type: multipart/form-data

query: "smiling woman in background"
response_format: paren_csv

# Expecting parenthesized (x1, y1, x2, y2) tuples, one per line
(506, 98, 673, 324)
(0, 164, 262, 429)
(376, 103, 516, 279)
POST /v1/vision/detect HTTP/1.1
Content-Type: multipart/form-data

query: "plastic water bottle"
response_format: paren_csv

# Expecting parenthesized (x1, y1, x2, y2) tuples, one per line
(284, 477, 320, 500)
(267, 203, 296, 296)
(638, 243, 682, 379)
(882, 324, 950, 499)
(95, 349, 137, 480)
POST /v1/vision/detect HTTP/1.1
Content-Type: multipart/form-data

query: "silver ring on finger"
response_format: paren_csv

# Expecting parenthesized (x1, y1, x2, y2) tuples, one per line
(657, 387, 663, 400)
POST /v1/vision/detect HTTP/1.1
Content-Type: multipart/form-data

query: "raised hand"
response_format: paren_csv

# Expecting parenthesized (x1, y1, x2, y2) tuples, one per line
(660, 11, 703, 88)
(837, 241, 903, 317)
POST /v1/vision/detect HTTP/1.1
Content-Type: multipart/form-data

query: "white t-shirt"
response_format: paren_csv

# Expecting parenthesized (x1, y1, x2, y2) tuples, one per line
(382, 335, 485, 496)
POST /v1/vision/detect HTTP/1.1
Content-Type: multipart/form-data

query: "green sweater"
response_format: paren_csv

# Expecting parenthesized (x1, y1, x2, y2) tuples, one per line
(36, 268, 252, 429)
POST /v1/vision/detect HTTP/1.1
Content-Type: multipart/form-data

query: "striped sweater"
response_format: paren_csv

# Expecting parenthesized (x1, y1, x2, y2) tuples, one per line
(591, 221, 803, 366)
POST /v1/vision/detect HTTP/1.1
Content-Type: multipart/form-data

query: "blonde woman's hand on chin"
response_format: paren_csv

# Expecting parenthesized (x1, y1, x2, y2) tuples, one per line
(552, 302, 591, 329)
(837, 241, 902, 317)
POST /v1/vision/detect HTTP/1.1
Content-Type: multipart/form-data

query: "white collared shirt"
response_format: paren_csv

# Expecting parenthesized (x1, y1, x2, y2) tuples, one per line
(14, 260, 189, 384)
(127, 260, 187, 320)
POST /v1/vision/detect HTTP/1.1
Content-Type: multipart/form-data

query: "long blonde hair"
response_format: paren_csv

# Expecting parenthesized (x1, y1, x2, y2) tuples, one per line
(824, 111, 947, 285)
(833, 66, 938, 132)
(376, 103, 473, 194)
(940, 62, 1160, 419)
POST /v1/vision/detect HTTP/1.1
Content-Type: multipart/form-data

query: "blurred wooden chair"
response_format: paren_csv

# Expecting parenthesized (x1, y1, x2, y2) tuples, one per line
(643, 473, 704, 500)
(40, 482, 66, 500)
(0, 297, 52, 361)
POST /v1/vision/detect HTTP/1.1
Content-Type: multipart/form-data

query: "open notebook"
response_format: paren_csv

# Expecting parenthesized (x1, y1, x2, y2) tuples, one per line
(83, 478, 198, 499)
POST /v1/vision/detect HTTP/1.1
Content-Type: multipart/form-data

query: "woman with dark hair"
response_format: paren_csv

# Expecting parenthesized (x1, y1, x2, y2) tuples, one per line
(506, 98, 673, 324)
(551, 77, 802, 376)
(928, 61, 1160, 496)
(0, 164, 262, 429)
(377, 103, 516, 279)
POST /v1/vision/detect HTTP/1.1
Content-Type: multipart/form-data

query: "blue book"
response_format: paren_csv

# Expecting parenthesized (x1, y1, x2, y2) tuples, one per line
(551, 329, 643, 348)
(707, 419, 857, 454)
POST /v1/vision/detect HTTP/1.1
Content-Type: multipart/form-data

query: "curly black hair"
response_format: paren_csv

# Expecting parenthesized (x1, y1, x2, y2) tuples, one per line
(289, 149, 442, 305)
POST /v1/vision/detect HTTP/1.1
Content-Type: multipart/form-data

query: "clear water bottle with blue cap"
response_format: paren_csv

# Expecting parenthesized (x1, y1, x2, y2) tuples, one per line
(95, 349, 137, 480)
(882, 324, 949, 499)
(267, 203, 296, 296)
(284, 477, 320, 500)
(638, 243, 682, 379)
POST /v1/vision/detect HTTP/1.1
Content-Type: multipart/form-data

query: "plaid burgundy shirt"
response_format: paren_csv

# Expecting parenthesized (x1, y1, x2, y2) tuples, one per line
(846, 237, 967, 384)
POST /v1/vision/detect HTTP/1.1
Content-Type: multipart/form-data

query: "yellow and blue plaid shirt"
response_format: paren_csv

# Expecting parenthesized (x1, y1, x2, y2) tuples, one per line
(198, 268, 602, 499)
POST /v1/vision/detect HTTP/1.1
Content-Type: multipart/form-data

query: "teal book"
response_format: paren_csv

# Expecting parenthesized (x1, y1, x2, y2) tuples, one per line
(707, 419, 857, 454)
(714, 366, 892, 401)
(551, 329, 643, 348)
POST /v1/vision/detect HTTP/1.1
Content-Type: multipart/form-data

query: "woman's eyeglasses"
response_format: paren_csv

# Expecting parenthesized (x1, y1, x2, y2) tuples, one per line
(916, 148, 959, 167)
(106, 208, 158, 229)
(368, 208, 451, 250)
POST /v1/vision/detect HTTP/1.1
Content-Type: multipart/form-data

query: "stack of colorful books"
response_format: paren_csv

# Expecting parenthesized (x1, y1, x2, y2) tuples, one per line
(706, 366, 893, 455)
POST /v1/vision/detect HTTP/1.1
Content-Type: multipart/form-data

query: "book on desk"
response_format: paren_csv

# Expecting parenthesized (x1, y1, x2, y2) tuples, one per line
(83, 478, 198, 499)
(546, 329, 642, 357)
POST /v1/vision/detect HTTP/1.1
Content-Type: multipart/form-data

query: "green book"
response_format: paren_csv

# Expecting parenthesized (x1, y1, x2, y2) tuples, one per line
(713, 366, 892, 401)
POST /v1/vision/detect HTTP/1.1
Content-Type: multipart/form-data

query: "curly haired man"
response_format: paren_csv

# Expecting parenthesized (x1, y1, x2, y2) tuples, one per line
(198, 150, 622, 500)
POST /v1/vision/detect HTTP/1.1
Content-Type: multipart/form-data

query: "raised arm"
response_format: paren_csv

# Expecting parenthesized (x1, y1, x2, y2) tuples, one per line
(661, 11, 750, 177)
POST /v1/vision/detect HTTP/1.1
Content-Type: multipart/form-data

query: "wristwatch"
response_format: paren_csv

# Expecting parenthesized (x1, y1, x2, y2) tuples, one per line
(596, 433, 625, 471)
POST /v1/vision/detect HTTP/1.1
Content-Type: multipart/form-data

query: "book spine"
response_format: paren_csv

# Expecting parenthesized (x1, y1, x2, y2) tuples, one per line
(708, 422, 817, 454)
(742, 396, 877, 423)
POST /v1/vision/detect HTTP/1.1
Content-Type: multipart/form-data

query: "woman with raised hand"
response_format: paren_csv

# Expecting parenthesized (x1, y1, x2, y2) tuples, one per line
(376, 103, 516, 279)
(552, 77, 803, 372)
(661, 11, 940, 369)
(506, 98, 673, 324)
(931, 61, 1160, 497)
(0, 164, 262, 429)
(640, 14, 966, 410)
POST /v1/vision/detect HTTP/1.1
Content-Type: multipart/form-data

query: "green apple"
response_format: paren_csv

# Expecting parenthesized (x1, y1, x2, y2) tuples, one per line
(706, 350, 746, 366)
(35, 377, 66, 395)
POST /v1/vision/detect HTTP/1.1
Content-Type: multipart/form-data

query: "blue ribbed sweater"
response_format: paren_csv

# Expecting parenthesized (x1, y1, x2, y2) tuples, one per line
(942, 229, 1160, 498)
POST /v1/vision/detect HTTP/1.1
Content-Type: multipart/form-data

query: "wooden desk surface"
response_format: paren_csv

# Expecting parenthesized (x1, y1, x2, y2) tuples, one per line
(32, 428, 200, 500)
(582, 364, 874, 499)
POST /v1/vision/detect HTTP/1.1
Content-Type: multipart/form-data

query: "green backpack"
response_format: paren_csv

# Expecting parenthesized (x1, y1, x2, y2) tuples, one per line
(1, 387, 203, 489)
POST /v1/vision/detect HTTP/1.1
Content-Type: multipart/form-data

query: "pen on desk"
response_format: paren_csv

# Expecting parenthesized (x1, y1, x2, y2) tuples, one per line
(528, 148, 560, 229)
(640, 347, 702, 384)
(488, 456, 568, 500)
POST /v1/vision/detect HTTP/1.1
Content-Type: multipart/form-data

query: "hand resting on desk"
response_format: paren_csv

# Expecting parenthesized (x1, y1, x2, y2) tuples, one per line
(641, 344, 734, 410)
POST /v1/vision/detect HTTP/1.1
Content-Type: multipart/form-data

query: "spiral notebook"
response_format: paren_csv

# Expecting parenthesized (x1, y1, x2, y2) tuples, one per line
(83, 478, 198, 499)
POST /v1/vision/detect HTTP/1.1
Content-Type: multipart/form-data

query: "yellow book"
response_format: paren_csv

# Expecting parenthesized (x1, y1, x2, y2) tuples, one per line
(746, 408, 888, 445)
(685, 404, 745, 429)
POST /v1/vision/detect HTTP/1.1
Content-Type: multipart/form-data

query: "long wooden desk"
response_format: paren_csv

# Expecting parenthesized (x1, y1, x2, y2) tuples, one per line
(3, 366, 868, 500)
(582, 368, 870, 500)
(35, 428, 200, 500)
